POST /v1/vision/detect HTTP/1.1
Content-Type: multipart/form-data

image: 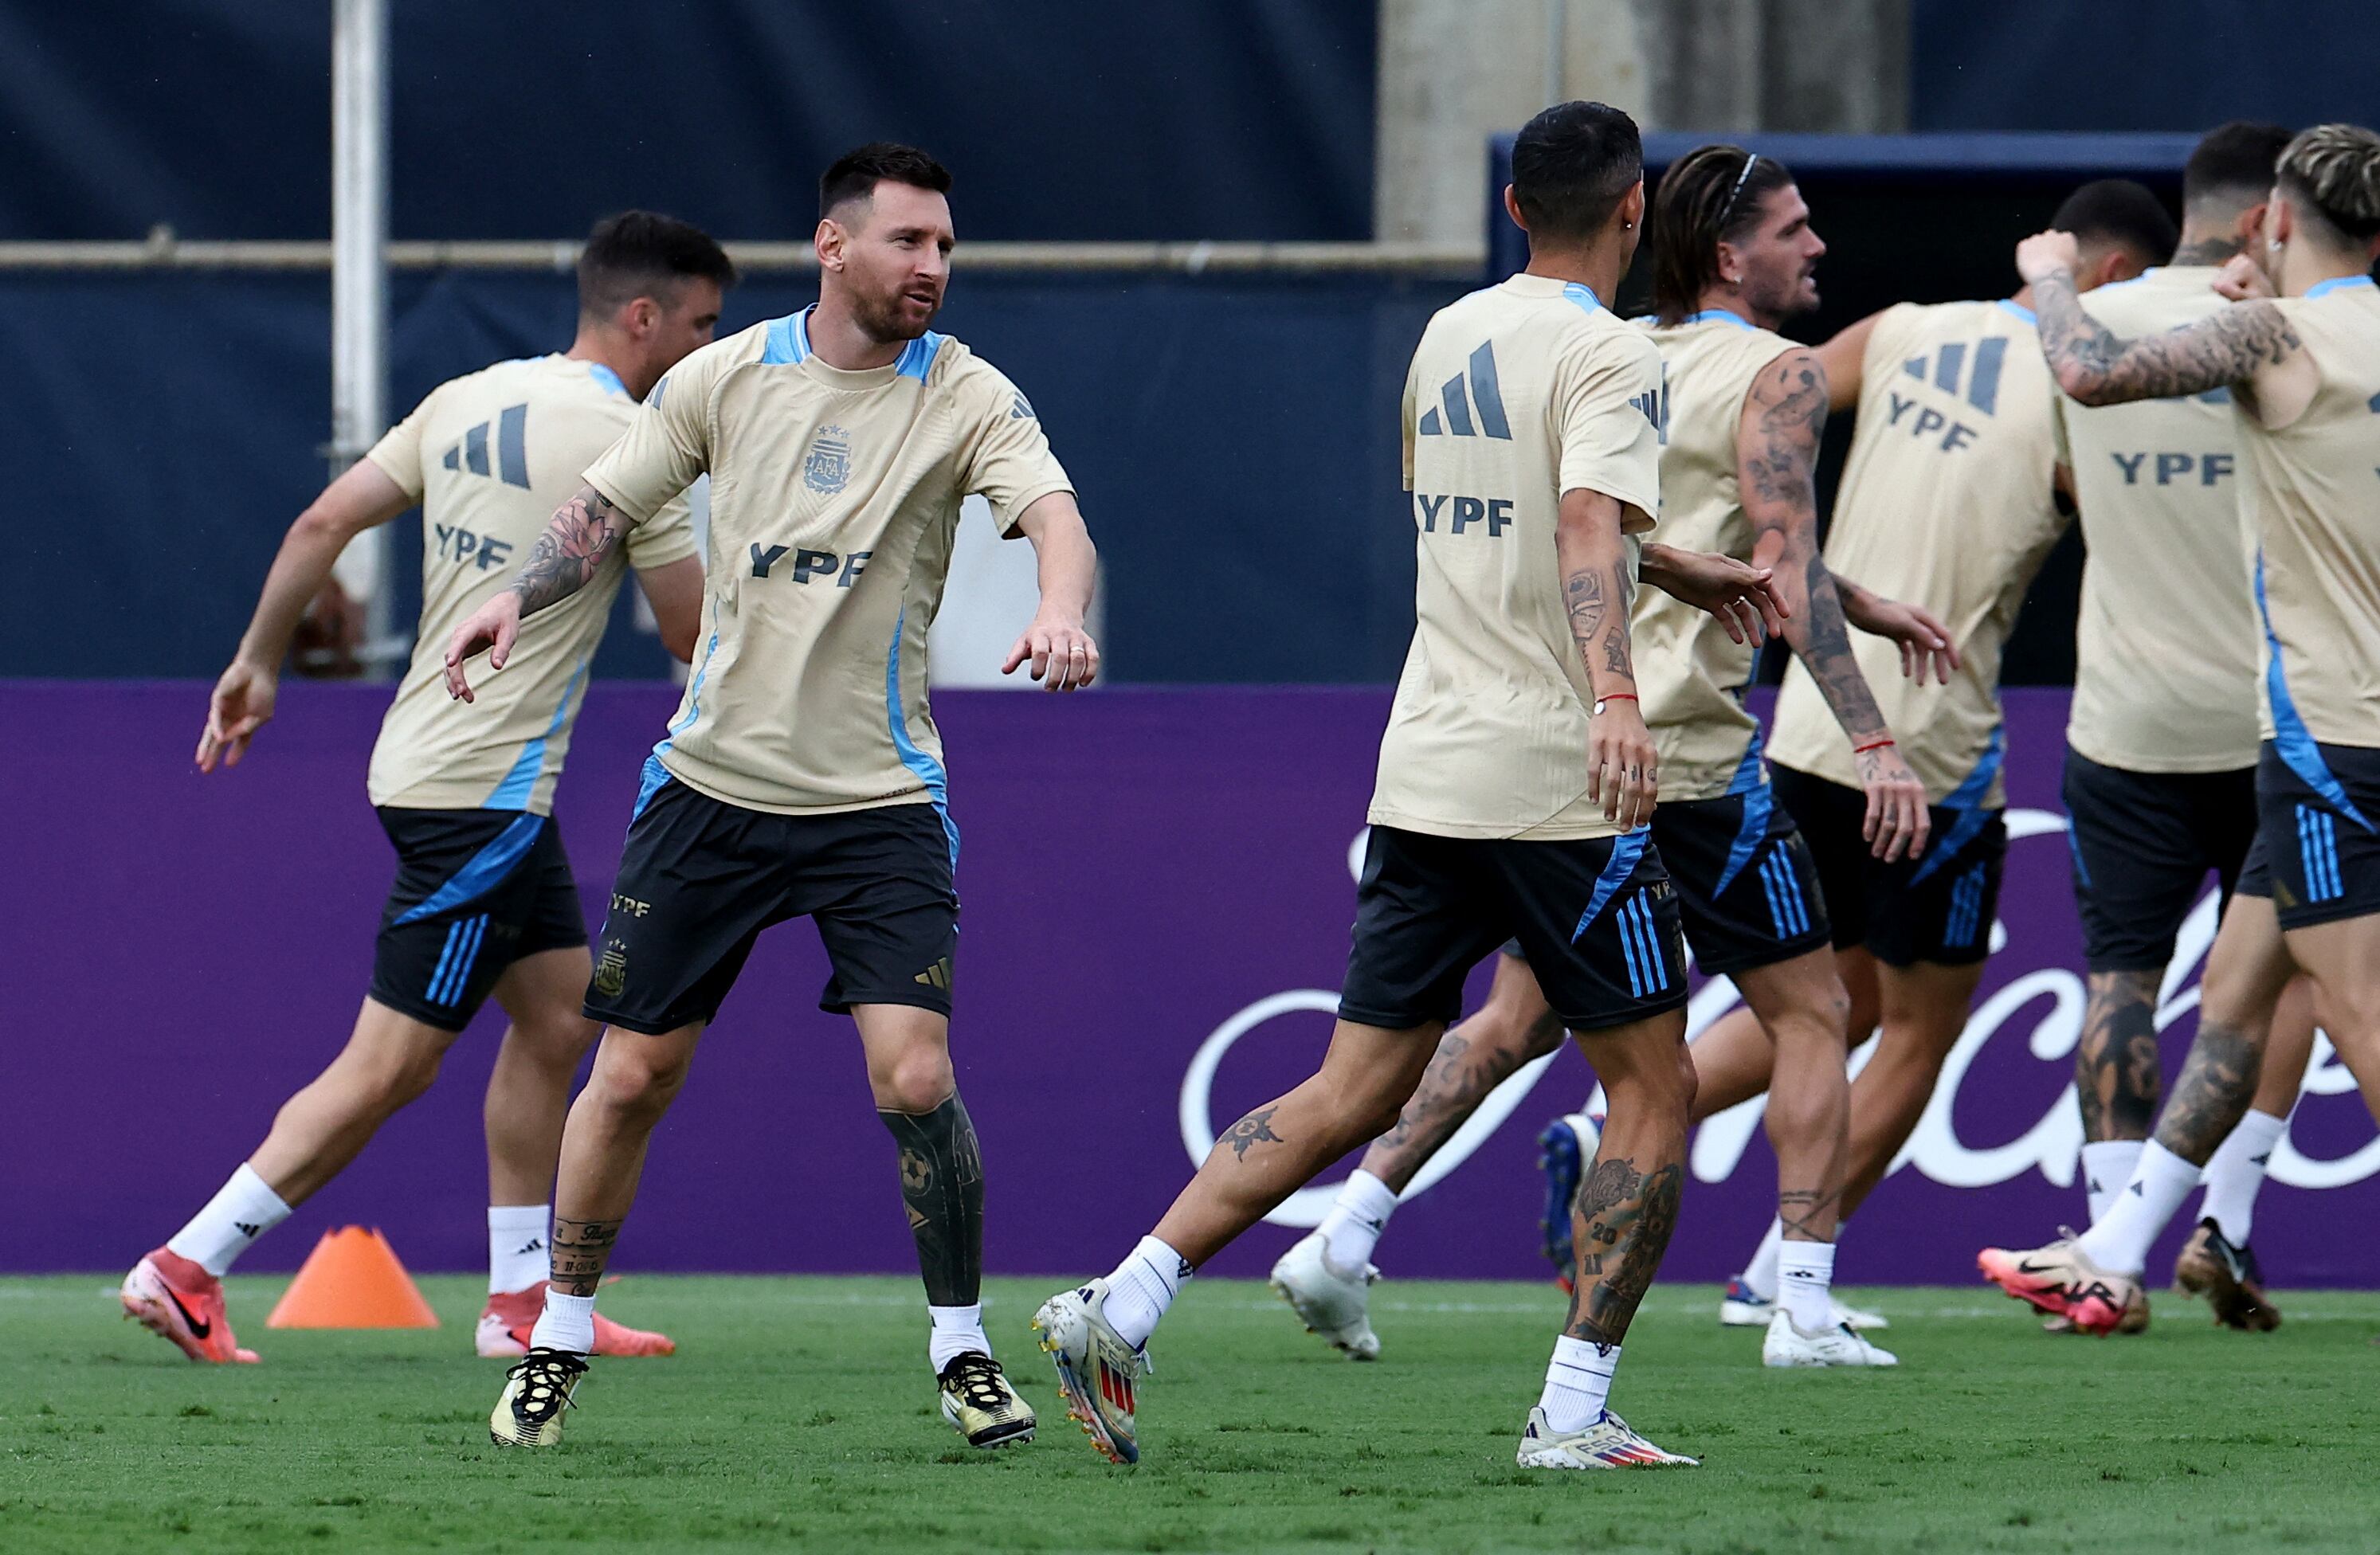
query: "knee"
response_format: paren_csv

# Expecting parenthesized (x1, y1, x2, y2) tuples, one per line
(1522, 1009, 1568, 1060)
(511, 1010, 600, 1068)
(361, 1044, 444, 1113)
(874, 1048, 957, 1115)
(590, 1040, 692, 1122)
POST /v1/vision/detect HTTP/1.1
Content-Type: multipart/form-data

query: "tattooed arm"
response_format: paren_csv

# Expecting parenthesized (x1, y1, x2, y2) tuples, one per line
(1738, 350, 1931, 861)
(2016, 229, 2301, 406)
(441, 485, 633, 702)
(1555, 488, 1659, 829)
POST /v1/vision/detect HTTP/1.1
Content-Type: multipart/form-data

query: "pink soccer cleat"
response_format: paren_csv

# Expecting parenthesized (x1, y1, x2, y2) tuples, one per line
(121, 1249, 260, 1364)
(476, 1282, 676, 1358)
(1979, 1236, 2143, 1336)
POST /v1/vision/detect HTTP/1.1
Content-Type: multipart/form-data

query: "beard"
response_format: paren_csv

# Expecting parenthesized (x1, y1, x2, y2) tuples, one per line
(853, 284, 940, 343)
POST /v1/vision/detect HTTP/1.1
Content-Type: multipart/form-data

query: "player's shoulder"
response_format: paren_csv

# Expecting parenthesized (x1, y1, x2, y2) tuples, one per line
(920, 332, 1037, 415)
(651, 325, 768, 408)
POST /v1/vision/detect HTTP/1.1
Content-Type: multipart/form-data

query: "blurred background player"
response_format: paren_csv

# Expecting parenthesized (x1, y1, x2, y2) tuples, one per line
(1272, 144, 1951, 1372)
(454, 144, 1099, 1451)
(1985, 124, 2380, 1335)
(2053, 124, 2316, 1331)
(118, 213, 728, 1367)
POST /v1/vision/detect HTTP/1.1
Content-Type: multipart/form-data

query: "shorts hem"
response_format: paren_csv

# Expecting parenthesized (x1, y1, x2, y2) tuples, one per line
(364, 986, 472, 1033)
(1865, 942, 1992, 970)
(1335, 999, 1456, 1031)
(1694, 930, 1833, 978)
(2276, 899, 2380, 933)
(820, 988, 954, 1018)
(582, 1003, 715, 1036)
(1559, 988, 1689, 1032)
(2082, 952, 2176, 976)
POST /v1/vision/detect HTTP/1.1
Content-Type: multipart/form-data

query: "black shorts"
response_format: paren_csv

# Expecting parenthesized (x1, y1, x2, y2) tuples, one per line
(2062, 749, 2259, 973)
(370, 809, 587, 1029)
(1340, 825, 1688, 1034)
(585, 764, 960, 1035)
(2235, 738, 2380, 930)
(1771, 764, 2006, 969)
(1649, 786, 1832, 975)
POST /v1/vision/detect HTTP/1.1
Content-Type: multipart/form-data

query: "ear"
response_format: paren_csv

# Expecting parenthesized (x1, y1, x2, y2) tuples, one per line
(2235, 199, 2269, 249)
(1617, 180, 1645, 230)
(1502, 184, 1527, 234)
(814, 217, 845, 273)
(2095, 247, 2148, 288)
(623, 296, 660, 337)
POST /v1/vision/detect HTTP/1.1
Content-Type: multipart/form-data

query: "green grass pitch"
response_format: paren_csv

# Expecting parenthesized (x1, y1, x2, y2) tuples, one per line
(4, 1272, 2377, 1553)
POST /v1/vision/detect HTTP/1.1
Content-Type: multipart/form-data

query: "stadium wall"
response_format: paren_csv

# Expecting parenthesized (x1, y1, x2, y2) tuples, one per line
(10, 682, 2378, 1283)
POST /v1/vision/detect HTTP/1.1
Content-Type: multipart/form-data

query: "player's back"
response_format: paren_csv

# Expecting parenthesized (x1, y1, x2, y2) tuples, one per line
(2060, 267, 2259, 774)
(367, 354, 696, 815)
(1766, 300, 2064, 804)
(1369, 276, 1663, 841)
(1633, 310, 1801, 797)
(2245, 275, 2380, 747)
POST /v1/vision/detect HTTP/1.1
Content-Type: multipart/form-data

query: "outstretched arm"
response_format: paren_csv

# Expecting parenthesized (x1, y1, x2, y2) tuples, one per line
(1638, 542, 1790, 646)
(442, 485, 631, 701)
(1812, 309, 1887, 411)
(2017, 230, 2300, 406)
(1002, 492, 1101, 691)
(1738, 348, 1930, 861)
(1555, 488, 1658, 830)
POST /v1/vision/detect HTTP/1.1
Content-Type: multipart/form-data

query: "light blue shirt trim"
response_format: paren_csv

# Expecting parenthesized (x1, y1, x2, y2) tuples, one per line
(1560, 282, 1603, 315)
(896, 331, 948, 381)
(1713, 729, 1772, 897)
(393, 815, 547, 925)
(1996, 299, 2037, 325)
(1684, 307, 1757, 331)
(886, 607, 960, 870)
(2256, 552, 2374, 829)
(485, 655, 590, 810)
(763, 308, 813, 365)
(1910, 727, 2006, 885)
(587, 362, 628, 398)
(2305, 275, 2376, 300)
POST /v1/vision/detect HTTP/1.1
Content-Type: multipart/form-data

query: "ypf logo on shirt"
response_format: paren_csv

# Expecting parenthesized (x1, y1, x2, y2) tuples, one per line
(802, 424, 853, 495)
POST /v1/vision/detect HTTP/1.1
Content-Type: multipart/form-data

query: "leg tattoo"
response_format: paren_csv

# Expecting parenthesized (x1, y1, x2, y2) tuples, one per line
(549, 1218, 621, 1297)
(2153, 1018, 2264, 1165)
(1220, 1106, 1284, 1161)
(2076, 970, 2161, 1142)
(1564, 1156, 1685, 1349)
(878, 1092, 986, 1307)
(1369, 1025, 1551, 1177)
(1776, 1187, 1841, 1241)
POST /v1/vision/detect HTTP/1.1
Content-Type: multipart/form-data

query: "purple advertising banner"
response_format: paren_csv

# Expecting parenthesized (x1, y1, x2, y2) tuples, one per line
(6, 682, 2375, 1285)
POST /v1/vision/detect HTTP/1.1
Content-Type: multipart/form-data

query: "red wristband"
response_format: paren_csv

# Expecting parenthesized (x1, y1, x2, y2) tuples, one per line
(1853, 737, 1896, 754)
(1593, 693, 1638, 708)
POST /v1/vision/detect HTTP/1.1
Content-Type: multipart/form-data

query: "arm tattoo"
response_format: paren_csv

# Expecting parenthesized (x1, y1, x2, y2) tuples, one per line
(1220, 1105, 1284, 1161)
(548, 1217, 622, 1297)
(2075, 970, 2162, 1142)
(2034, 270, 2298, 405)
(2152, 1018, 2264, 1165)
(1562, 1155, 1684, 1349)
(1563, 557, 1638, 688)
(509, 486, 627, 616)
(1743, 355, 1888, 744)
(1601, 562, 1635, 676)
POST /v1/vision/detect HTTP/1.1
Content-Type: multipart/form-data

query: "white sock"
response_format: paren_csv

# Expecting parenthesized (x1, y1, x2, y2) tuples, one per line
(165, 1162, 292, 1278)
(2200, 1108, 2289, 1245)
(1739, 1218, 1785, 1301)
(2076, 1142, 2202, 1275)
(2080, 1141, 2145, 1225)
(929, 1302, 990, 1373)
(1538, 1335, 1621, 1433)
(1776, 1240, 1837, 1333)
(1317, 1170, 1398, 1270)
(488, 1204, 551, 1295)
(528, 1291, 597, 1354)
(1101, 1234, 1190, 1349)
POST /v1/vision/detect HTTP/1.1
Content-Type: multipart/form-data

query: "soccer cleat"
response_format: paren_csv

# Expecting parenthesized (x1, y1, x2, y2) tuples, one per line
(120, 1250, 259, 1364)
(1515, 1406, 1698, 1470)
(1268, 1230, 1382, 1361)
(476, 1283, 676, 1358)
(1719, 1275, 1890, 1331)
(1536, 1112, 1600, 1281)
(1760, 1310, 1899, 1368)
(2042, 1291, 2150, 1335)
(938, 1352, 1037, 1447)
(488, 1347, 588, 1447)
(1978, 1235, 2144, 1336)
(2173, 1217, 2282, 1332)
(1030, 1280, 1147, 1465)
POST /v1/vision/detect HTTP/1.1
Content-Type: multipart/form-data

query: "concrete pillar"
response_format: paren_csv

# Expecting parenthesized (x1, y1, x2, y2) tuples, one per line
(1628, 0, 1908, 132)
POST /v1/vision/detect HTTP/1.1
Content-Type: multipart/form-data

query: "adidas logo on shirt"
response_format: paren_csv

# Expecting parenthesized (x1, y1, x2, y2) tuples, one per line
(439, 403, 532, 488)
(1417, 342, 1513, 439)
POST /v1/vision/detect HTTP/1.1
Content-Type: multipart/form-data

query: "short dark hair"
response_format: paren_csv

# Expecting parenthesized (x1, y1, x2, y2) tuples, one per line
(2051, 179, 2178, 267)
(2184, 120, 2293, 208)
(1509, 101, 1643, 245)
(1648, 144, 1797, 325)
(577, 211, 735, 319)
(820, 142, 953, 221)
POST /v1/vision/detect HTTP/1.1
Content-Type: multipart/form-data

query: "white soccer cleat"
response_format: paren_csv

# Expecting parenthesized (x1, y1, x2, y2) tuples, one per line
(1719, 1275, 1889, 1330)
(1031, 1279, 1148, 1465)
(1268, 1231, 1382, 1361)
(1515, 1406, 1698, 1469)
(1760, 1310, 1899, 1368)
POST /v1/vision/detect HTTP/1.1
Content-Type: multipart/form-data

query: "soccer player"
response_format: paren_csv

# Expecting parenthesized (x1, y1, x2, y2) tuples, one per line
(118, 213, 730, 1368)
(1273, 144, 1953, 1372)
(1983, 124, 2380, 1334)
(2054, 124, 2316, 1332)
(457, 144, 1096, 1451)
(1036, 102, 1784, 1473)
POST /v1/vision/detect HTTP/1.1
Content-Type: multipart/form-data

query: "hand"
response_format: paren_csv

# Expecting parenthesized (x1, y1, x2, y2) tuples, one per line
(442, 591, 523, 703)
(1856, 742, 1931, 863)
(197, 659, 278, 772)
(1587, 697, 1659, 831)
(1845, 592, 1960, 686)
(1652, 546, 1790, 645)
(292, 578, 367, 680)
(1002, 614, 1101, 691)
(2213, 253, 2276, 301)
(2014, 229, 2080, 285)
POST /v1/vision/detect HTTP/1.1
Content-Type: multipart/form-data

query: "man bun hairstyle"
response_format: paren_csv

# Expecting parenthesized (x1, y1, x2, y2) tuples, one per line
(1508, 100, 1643, 246)
(820, 142, 954, 221)
(2050, 178, 2178, 268)
(2183, 120, 2293, 209)
(1648, 144, 1798, 325)
(2276, 123, 2380, 241)
(577, 211, 735, 319)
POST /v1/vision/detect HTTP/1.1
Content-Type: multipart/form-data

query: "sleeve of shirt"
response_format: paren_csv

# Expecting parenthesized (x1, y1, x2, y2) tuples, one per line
(957, 362, 1074, 537)
(361, 384, 439, 502)
(625, 488, 701, 570)
(585, 347, 719, 523)
(1555, 330, 1664, 534)
(1399, 354, 1420, 493)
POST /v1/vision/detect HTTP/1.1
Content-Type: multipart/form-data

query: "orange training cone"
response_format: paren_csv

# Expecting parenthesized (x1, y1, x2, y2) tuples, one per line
(265, 1226, 441, 1330)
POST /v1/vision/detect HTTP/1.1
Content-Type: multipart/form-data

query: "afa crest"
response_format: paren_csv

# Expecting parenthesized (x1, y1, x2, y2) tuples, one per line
(592, 938, 629, 998)
(802, 424, 853, 495)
